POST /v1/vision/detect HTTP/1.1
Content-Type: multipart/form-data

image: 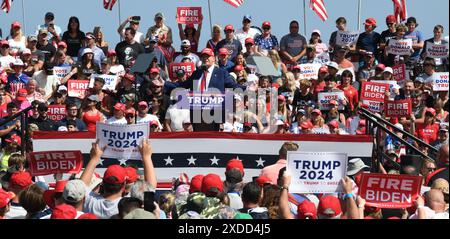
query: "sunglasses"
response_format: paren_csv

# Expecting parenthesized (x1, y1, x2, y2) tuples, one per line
(126, 114, 135, 118)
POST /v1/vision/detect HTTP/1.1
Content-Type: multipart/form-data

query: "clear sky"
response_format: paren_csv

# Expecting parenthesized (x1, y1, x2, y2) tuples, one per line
(0, 0, 448, 49)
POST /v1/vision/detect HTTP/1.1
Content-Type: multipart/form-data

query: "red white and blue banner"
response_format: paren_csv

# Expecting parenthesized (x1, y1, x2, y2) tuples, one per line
(33, 132, 373, 187)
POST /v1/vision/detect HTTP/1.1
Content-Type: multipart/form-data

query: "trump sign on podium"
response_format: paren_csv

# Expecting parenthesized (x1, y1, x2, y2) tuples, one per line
(358, 173, 422, 208)
(286, 152, 348, 194)
(28, 150, 83, 176)
(96, 123, 150, 160)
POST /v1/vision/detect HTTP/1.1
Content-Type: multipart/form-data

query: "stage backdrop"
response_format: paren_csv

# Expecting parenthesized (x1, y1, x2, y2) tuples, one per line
(32, 132, 374, 188)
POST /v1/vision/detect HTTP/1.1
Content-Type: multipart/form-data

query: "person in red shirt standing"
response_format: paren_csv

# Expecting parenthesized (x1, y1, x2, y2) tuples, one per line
(337, 70, 359, 113)
(415, 108, 440, 144)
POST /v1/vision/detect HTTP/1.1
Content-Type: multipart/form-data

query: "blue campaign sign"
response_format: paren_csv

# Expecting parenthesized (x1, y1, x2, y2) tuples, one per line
(96, 122, 149, 160)
(286, 152, 348, 194)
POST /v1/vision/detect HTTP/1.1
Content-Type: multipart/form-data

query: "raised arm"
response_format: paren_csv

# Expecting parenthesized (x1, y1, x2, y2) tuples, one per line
(80, 140, 104, 186)
(279, 172, 295, 219)
(117, 17, 132, 38)
(194, 15, 203, 44)
(342, 176, 359, 219)
(139, 139, 157, 189)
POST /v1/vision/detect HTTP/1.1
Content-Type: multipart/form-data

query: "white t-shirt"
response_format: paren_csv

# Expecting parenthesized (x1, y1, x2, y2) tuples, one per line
(121, 29, 145, 44)
(432, 212, 449, 219)
(235, 28, 260, 53)
(83, 185, 121, 219)
(109, 64, 125, 75)
(137, 114, 163, 130)
(106, 116, 127, 125)
(7, 36, 27, 52)
(165, 105, 190, 132)
(173, 53, 200, 65)
(0, 55, 15, 69)
(5, 203, 27, 219)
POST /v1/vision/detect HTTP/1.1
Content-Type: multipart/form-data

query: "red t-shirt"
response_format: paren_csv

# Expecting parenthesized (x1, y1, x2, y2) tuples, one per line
(415, 123, 439, 144)
(311, 80, 326, 96)
(337, 85, 359, 112)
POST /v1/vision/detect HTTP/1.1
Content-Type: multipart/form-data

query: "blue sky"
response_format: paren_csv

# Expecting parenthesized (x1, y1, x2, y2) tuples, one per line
(0, 0, 448, 49)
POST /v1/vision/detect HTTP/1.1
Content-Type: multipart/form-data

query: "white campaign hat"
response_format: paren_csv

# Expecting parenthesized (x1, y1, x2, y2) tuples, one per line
(81, 48, 94, 57)
(383, 67, 394, 74)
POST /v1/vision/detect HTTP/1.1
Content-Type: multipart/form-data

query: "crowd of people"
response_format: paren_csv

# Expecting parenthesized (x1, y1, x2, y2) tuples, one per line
(0, 10, 448, 219)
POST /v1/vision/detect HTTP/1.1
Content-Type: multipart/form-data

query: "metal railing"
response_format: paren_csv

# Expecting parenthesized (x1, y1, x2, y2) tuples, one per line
(0, 105, 33, 155)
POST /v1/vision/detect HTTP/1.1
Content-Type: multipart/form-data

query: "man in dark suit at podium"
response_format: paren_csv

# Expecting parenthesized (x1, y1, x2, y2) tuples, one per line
(165, 48, 246, 131)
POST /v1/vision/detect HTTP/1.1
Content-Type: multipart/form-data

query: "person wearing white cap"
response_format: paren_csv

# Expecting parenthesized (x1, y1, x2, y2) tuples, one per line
(309, 29, 328, 55)
(77, 32, 106, 67)
(145, 12, 173, 46)
(6, 58, 30, 96)
(174, 39, 200, 64)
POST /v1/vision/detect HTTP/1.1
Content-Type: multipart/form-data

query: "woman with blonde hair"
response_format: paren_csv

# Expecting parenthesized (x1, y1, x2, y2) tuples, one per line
(159, 192, 176, 219)
(7, 21, 26, 52)
(206, 25, 222, 50)
(93, 26, 109, 55)
(268, 50, 287, 77)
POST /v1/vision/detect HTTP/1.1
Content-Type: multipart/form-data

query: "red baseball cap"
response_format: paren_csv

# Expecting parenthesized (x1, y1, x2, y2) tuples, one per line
(0, 40, 9, 47)
(150, 67, 160, 74)
(226, 159, 245, 176)
(245, 37, 255, 45)
(300, 121, 313, 129)
(0, 189, 15, 208)
(125, 108, 136, 116)
(297, 200, 317, 219)
(319, 66, 329, 74)
(328, 120, 340, 129)
(51, 204, 77, 219)
(16, 88, 28, 101)
(386, 15, 396, 24)
(376, 63, 386, 71)
(77, 213, 98, 219)
(255, 176, 272, 187)
(277, 94, 286, 102)
(329, 100, 338, 106)
(318, 195, 342, 218)
(43, 180, 68, 209)
(201, 173, 224, 196)
(234, 65, 244, 72)
(107, 49, 117, 57)
(138, 101, 148, 108)
(113, 103, 126, 112)
(58, 41, 67, 48)
(150, 120, 159, 127)
(224, 24, 234, 31)
(9, 171, 32, 190)
(311, 109, 322, 116)
(262, 21, 271, 28)
(11, 21, 21, 29)
(125, 167, 138, 184)
(425, 108, 436, 116)
(189, 175, 204, 194)
(201, 48, 215, 57)
(123, 73, 135, 82)
(5, 134, 21, 145)
(218, 48, 229, 56)
(359, 119, 366, 126)
(103, 165, 128, 185)
(364, 18, 377, 27)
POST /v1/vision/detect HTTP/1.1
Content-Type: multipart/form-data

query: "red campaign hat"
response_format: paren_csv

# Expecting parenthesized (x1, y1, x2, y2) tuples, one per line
(318, 195, 342, 218)
(329, 100, 338, 106)
(51, 204, 77, 219)
(218, 48, 229, 56)
(5, 134, 21, 145)
(103, 165, 128, 185)
(123, 73, 135, 82)
(224, 24, 234, 31)
(262, 21, 271, 28)
(138, 101, 148, 108)
(277, 94, 286, 102)
(425, 108, 436, 116)
(150, 120, 159, 127)
(16, 88, 28, 101)
(201, 48, 215, 57)
(150, 67, 160, 74)
(189, 175, 204, 194)
(255, 175, 272, 187)
(234, 65, 244, 72)
(0, 189, 15, 208)
(11, 21, 21, 29)
(319, 66, 328, 74)
(125, 167, 138, 184)
(43, 180, 68, 209)
(364, 18, 377, 27)
(297, 200, 317, 219)
(386, 15, 396, 24)
(58, 41, 67, 48)
(359, 119, 366, 126)
(389, 117, 399, 125)
(125, 108, 136, 116)
(107, 49, 117, 57)
(328, 120, 340, 129)
(300, 121, 312, 129)
(226, 159, 245, 176)
(245, 37, 254, 45)
(9, 171, 33, 189)
(311, 109, 322, 116)
(113, 103, 126, 112)
(243, 122, 252, 127)
(0, 39, 9, 47)
(375, 64, 386, 71)
(201, 173, 224, 196)
(77, 213, 98, 219)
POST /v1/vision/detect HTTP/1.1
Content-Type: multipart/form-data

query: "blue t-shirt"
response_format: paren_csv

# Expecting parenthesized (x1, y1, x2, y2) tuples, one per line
(218, 60, 235, 73)
(356, 31, 381, 55)
(405, 30, 424, 59)
(215, 39, 243, 61)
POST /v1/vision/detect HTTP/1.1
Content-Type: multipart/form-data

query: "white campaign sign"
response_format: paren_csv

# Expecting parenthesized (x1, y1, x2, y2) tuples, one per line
(318, 91, 346, 110)
(387, 39, 413, 56)
(96, 123, 150, 160)
(287, 152, 348, 194)
(432, 72, 449, 92)
(298, 63, 322, 80)
(336, 31, 359, 46)
(89, 74, 119, 91)
(53, 66, 71, 84)
(426, 42, 449, 58)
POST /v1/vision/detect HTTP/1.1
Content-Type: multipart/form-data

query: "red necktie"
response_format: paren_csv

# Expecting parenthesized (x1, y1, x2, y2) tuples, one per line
(200, 71, 208, 92)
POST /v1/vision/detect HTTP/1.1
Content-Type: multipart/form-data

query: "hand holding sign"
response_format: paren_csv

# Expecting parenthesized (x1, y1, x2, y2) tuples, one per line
(341, 176, 353, 194)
